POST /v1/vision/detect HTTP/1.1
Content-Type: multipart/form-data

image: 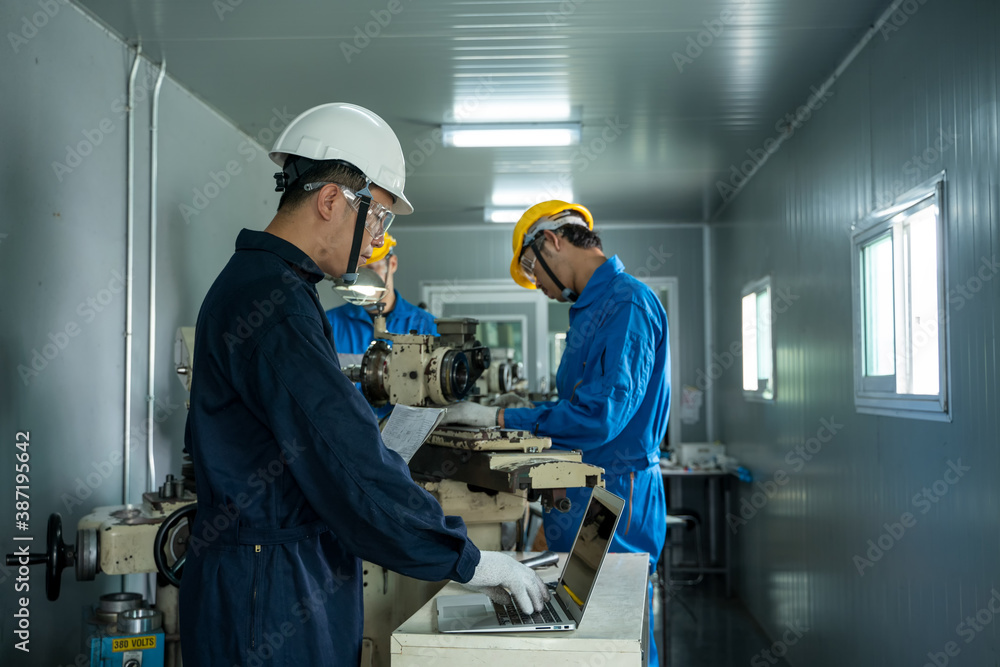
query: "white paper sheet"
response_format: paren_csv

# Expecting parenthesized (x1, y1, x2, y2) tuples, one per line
(681, 385, 703, 425)
(380, 405, 445, 463)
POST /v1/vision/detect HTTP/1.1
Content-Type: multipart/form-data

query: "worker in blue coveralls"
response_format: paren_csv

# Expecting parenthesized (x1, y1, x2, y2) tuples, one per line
(179, 103, 548, 667)
(439, 199, 669, 666)
(326, 232, 438, 420)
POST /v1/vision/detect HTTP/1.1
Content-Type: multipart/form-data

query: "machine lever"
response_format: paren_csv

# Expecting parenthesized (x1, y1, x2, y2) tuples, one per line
(518, 551, 559, 570)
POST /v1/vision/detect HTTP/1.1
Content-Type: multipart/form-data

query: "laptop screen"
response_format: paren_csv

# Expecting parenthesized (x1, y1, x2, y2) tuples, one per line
(558, 491, 619, 613)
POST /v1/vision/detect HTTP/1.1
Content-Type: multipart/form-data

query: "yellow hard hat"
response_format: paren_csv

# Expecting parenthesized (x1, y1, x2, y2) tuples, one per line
(365, 233, 397, 265)
(509, 200, 594, 289)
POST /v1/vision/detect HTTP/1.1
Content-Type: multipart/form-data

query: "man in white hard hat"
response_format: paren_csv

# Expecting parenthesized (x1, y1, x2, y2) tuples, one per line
(180, 103, 547, 666)
(326, 233, 439, 420)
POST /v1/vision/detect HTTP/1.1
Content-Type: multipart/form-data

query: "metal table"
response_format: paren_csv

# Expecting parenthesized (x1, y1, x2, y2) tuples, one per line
(659, 463, 735, 597)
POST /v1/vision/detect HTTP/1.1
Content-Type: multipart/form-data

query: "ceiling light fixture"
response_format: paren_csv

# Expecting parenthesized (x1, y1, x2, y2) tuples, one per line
(484, 207, 526, 223)
(442, 122, 581, 148)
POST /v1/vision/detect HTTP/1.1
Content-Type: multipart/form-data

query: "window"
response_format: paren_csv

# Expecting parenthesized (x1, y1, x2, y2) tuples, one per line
(741, 276, 774, 401)
(851, 172, 949, 420)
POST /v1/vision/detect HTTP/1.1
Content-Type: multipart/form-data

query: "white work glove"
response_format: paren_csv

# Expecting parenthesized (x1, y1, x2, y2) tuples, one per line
(490, 392, 535, 410)
(439, 401, 499, 427)
(463, 552, 550, 614)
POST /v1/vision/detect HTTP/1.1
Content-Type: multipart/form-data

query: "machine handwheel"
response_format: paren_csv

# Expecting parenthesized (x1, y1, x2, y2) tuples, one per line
(4, 513, 75, 601)
(153, 505, 196, 588)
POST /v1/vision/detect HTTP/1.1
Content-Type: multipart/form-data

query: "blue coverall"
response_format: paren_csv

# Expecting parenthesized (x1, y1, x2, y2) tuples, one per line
(180, 230, 479, 666)
(326, 291, 438, 419)
(503, 255, 669, 666)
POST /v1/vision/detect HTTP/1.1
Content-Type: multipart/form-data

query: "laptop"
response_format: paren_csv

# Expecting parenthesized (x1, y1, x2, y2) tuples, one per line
(436, 486, 625, 633)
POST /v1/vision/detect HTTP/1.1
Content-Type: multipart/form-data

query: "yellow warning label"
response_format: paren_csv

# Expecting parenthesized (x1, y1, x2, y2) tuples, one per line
(112, 635, 157, 652)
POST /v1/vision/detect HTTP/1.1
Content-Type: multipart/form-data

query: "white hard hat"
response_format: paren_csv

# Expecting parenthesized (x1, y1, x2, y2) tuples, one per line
(269, 103, 413, 215)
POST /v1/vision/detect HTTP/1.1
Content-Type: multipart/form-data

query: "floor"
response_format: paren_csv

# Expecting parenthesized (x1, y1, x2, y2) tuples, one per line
(652, 575, 791, 667)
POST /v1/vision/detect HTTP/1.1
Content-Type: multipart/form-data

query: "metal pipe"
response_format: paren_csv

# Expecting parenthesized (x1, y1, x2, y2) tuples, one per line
(124, 45, 141, 510)
(703, 224, 715, 442)
(711, 0, 911, 219)
(147, 60, 166, 493)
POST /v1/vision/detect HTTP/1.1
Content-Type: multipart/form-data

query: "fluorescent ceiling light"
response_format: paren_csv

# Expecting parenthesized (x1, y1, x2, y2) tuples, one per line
(442, 123, 581, 148)
(485, 207, 525, 223)
(491, 182, 573, 207)
(449, 100, 571, 123)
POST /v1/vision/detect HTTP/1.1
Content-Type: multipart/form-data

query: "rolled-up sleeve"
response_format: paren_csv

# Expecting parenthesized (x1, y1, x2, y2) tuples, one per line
(243, 313, 480, 583)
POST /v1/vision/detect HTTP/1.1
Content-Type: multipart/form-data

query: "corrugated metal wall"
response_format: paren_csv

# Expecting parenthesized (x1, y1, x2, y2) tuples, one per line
(0, 3, 279, 663)
(712, 0, 1000, 664)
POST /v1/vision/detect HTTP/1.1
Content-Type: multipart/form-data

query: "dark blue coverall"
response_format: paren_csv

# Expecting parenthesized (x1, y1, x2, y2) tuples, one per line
(179, 229, 480, 666)
(326, 291, 438, 420)
(503, 255, 669, 666)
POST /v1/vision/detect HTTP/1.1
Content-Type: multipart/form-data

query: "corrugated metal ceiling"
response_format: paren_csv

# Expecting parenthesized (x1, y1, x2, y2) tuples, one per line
(75, 0, 890, 224)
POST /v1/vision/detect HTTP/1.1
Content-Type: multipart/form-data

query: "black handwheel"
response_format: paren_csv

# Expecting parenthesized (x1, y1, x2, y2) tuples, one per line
(45, 513, 75, 600)
(4, 513, 75, 601)
(153, 504, 196, 588)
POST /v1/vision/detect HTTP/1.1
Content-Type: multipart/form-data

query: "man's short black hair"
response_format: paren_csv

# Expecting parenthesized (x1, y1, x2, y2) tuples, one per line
(277, 160, 367, 212)
(557, 224, 602, 250)
(533, 224, 603, 255)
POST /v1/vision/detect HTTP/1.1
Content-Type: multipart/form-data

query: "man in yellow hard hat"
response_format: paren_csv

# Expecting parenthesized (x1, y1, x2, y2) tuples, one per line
(326, 233, 438, 418)
(440, 199, 669, 666)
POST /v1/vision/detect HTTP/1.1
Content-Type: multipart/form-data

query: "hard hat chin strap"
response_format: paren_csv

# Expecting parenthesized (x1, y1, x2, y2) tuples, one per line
(529, 240, 578, 302)
(340, 183, 373, 286)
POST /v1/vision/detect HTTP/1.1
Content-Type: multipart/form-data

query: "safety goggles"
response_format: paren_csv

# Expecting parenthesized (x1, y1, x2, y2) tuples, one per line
(302, 182, 395, 238)
(519, 247, 538, 285)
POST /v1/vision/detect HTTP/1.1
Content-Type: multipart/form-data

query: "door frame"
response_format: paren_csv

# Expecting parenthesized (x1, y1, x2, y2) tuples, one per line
(638, 276, 681, 450)
(422, 280, 550, 391)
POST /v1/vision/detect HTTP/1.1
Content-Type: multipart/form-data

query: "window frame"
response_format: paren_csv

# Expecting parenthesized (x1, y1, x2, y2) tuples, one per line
(741, 275, 775, 403)
(850, 171, 950, 421)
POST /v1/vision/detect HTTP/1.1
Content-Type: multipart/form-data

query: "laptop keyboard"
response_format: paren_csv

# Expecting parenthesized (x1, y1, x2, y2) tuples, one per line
(494, 596, 560, 626)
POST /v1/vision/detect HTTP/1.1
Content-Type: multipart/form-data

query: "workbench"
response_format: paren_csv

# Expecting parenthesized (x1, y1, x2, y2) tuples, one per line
(390, 552, 650, 666)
